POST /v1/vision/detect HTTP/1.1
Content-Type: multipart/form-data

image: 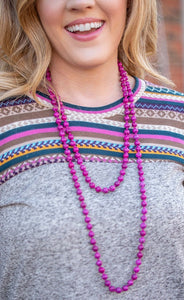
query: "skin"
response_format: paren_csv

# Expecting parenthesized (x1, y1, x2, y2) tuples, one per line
(36, 0, 135, 106)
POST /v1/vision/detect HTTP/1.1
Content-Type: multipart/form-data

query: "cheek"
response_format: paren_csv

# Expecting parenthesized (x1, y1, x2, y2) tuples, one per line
(99, 0, 127, 15)
(36, 0, 64, 25)
(98, 0, 127, 36)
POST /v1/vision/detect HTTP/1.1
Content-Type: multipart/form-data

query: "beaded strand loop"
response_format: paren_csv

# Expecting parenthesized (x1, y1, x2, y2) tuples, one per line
(46, 61, 147, 294)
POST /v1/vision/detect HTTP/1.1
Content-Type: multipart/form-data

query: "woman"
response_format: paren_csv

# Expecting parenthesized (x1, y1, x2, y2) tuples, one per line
(0, 0, 183, 299)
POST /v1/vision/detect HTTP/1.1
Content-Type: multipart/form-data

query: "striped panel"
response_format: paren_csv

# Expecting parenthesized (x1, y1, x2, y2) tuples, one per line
(0, 78, 184, 185)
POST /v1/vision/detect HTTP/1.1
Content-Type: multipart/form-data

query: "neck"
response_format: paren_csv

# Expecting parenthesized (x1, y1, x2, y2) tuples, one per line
(44, 57, 135, 107)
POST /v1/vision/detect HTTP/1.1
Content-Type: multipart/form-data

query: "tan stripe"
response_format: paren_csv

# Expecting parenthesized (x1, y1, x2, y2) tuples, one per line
(0, 109, 53, 126)
(136, 117, 184, 130)
(0, 102, 49, 117)
(107, 114, 183, 130)
(104, 114, 124, 122)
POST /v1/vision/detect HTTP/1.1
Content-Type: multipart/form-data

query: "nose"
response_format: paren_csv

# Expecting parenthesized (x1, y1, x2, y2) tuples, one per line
(66, 0, 95, 11)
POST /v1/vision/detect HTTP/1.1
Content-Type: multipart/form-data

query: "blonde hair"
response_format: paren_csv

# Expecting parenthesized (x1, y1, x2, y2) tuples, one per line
(0, 0, 172, 102)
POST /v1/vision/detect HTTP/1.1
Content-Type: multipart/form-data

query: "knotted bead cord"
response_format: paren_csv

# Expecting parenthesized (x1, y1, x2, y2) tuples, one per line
(46, 61, 147, 293)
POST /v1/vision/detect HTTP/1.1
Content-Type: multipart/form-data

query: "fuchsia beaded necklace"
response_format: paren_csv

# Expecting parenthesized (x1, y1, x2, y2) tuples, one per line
(46, 61, 147, 294)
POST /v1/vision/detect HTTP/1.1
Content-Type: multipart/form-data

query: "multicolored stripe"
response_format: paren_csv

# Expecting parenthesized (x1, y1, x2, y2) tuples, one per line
(0, 77, 184, 184)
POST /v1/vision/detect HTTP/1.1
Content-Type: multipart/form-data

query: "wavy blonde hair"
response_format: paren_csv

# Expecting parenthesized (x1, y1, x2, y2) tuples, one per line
(0, 0, 172, 102)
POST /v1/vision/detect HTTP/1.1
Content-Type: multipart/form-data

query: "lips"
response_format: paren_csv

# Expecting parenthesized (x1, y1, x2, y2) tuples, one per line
(65, 18, 105, 34)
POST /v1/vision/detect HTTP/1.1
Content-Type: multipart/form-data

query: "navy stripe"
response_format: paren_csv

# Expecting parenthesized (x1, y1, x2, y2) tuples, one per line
(138, 98, 184, 107)
(0, 96, 35, 108)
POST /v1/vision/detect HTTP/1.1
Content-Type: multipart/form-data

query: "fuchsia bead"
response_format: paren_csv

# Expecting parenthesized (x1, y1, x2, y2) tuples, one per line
(102, 274, 108, 280)
(109, 185, 115, 192)
(83, 209, 89, 215)
(140, 230, 146, 236)
(47, 61, 147, 294)
(89, 182, 95, 189)
(114, 181, 120, 187)
(116, 287, 122, 293)
(74, 182, 80, 189)
(96, 260, 102, 266)
(132, 274, 138, 281)
(79, 195, 84, 201)
(77, 189, 82, 195)
(95, 252, 101, 259)
(89, 231, 95, 237)
(102, 188, 109, 193)
(142, 208, 147, 214)
(99, 267, 105, 273)
(72, 175, 78, 181)
(134, 267, 140, 273)
(139, 237, 145, 244)
(90, 238, 96, 245)
(83, 170, 88, 176)
(85, 216, 91, 223)
(127, 280, 134, 286)
(105, 280, 111, 287)
(109, 286, 116, 292)
(92, 245, 98, 252)
(136, 259, 142, 265)
(137, 252, 143, 258)
(69, 162, 74, 169)
(80, 202, 86, 208)
(140, 222, 147, 229)
(138, 244, 144, 251)
(87, 223, 93, 230)
(85, 176, 91, 183)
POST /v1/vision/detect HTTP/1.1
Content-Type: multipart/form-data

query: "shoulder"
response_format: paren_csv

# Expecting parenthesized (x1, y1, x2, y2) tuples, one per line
(135, 79, 184, 115)
(143, 81, 184, 104)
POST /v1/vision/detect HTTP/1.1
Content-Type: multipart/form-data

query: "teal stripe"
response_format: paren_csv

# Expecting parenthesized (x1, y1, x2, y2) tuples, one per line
(138, 129, 184, 140)
(140, 153, 184, 164)
(0, 148, 64, 173)
(145, 86, 184, 97)
(1, 123, 57, 140)
(138, 98, 184, 107)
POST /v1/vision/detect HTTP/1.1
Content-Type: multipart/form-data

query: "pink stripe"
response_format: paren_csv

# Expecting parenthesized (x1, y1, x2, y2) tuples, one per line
(143, 95, 182, 103)
(139, 134, 184, 145)
(2, 125, 183, 148)
(0, 128, 57, 146)
(72, 128, 183, 145)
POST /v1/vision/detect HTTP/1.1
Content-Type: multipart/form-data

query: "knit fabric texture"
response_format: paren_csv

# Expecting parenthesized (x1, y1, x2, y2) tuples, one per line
(0, 78, 184, 299)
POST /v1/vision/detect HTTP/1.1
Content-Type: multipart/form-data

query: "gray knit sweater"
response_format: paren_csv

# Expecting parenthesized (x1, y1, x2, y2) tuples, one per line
(0, 80, 184, 299)
(0, 162, 184, 300)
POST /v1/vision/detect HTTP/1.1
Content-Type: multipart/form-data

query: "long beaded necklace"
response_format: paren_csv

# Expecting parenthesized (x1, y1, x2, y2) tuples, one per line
(46, 61, 147, 294)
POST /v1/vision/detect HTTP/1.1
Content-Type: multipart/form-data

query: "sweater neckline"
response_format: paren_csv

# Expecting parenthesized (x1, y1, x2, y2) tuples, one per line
(35, 77, 146, 111)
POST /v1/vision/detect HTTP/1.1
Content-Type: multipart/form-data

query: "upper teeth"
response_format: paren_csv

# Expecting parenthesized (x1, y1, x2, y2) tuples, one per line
(66, 21, 103, 33)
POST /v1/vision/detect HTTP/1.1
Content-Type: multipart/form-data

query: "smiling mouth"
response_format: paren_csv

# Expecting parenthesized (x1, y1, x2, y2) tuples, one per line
(65, 21, 104, 34)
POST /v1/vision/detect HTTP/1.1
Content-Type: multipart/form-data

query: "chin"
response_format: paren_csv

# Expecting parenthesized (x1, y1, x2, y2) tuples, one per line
(71, 53, 114, 70)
